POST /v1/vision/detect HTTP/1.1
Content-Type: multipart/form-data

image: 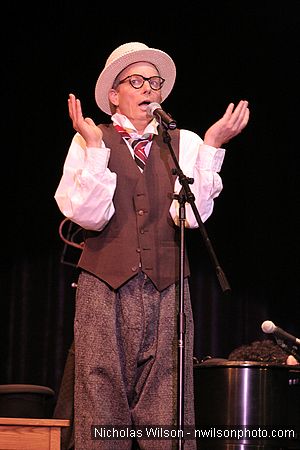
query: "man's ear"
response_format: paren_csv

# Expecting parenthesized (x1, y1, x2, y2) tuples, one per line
(108, 89, 119, 107)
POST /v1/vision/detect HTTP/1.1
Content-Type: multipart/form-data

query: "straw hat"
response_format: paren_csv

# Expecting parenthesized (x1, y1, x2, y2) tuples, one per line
(95, 42, 176, 115)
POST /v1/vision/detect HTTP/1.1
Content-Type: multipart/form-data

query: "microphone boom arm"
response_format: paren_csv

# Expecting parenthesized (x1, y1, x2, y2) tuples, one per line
(163, 129, 231, 293)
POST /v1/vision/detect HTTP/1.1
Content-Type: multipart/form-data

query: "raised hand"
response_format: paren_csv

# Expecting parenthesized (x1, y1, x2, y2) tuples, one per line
(68, 93, 103, 147)
(204, 100, 250, 149)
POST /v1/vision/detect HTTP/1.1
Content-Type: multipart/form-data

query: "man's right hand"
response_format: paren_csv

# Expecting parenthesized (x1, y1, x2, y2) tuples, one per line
(68, 93, 103, 147)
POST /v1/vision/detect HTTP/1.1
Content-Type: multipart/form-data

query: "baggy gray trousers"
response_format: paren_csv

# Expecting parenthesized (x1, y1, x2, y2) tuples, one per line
(74, 271, 196, 449)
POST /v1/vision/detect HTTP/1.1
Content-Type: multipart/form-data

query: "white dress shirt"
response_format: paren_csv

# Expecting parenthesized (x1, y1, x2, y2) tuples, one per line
(54, 113, 225, 231)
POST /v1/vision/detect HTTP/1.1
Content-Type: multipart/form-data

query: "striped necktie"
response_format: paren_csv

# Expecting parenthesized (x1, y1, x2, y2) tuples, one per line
(114, 124, 153, 172)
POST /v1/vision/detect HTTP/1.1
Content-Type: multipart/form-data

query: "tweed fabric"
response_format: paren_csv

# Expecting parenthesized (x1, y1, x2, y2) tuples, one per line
(74, 271, 196, 449)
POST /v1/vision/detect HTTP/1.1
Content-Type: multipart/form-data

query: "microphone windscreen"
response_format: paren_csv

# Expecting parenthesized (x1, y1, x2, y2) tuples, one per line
(261, 320, 276, 334)
(146, 102, 161, 117)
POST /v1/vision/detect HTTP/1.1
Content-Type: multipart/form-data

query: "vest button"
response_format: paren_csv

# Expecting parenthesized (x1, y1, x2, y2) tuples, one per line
(138, 209, 144, 216)
(136, 248, 141, 253)
(131, 266, 138, 272)
(140, 229, 144, 234)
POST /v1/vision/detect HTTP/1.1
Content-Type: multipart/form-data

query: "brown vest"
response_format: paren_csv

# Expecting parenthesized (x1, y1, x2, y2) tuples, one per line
(78, 123, 190, 291)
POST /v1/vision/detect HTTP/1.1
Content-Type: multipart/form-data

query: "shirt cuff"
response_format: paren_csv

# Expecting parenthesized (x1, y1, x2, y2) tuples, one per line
(197, 144, 225, 172)
(85, 146, 111, 175)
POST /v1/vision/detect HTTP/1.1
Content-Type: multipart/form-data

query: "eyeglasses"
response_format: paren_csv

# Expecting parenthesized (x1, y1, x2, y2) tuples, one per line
(117, 74, 165, 91)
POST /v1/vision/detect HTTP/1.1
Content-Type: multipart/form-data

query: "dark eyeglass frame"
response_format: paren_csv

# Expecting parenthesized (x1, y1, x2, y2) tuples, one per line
(117, 74, 165, 91)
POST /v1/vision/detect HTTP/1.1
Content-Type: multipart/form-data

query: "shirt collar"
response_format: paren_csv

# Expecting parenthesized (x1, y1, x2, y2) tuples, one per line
(111, 113, 159, 137)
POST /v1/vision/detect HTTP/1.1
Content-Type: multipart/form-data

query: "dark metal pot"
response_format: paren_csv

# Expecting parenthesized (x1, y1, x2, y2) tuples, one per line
(193, 360, 300, 449)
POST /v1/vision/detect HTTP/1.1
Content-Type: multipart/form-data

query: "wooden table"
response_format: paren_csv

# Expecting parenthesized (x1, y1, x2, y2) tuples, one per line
(0, 417, 70, 450)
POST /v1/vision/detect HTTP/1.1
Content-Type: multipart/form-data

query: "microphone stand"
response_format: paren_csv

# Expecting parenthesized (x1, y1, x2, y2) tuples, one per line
(274, 338, 300, 363)
(161, 126, 231, 450)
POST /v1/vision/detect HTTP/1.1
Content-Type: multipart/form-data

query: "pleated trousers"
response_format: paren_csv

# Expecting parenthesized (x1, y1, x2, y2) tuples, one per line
(74, 270, 196, 450)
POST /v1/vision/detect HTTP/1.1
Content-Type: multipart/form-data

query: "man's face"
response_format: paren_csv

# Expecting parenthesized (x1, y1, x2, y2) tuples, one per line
(109, 62, 162, 123)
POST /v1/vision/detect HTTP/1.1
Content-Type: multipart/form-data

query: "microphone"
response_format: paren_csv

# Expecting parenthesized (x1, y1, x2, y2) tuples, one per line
(261, 320, 300, 345)
(146, 102, 177, 130)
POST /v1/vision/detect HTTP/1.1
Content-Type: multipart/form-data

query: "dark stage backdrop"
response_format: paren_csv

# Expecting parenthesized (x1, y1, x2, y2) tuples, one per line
(1, 3, 299, 401)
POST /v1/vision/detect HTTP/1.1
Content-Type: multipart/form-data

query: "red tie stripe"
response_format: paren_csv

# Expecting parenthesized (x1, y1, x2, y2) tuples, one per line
(131, 138, 149, 170)
(114, 124, 153, 171)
